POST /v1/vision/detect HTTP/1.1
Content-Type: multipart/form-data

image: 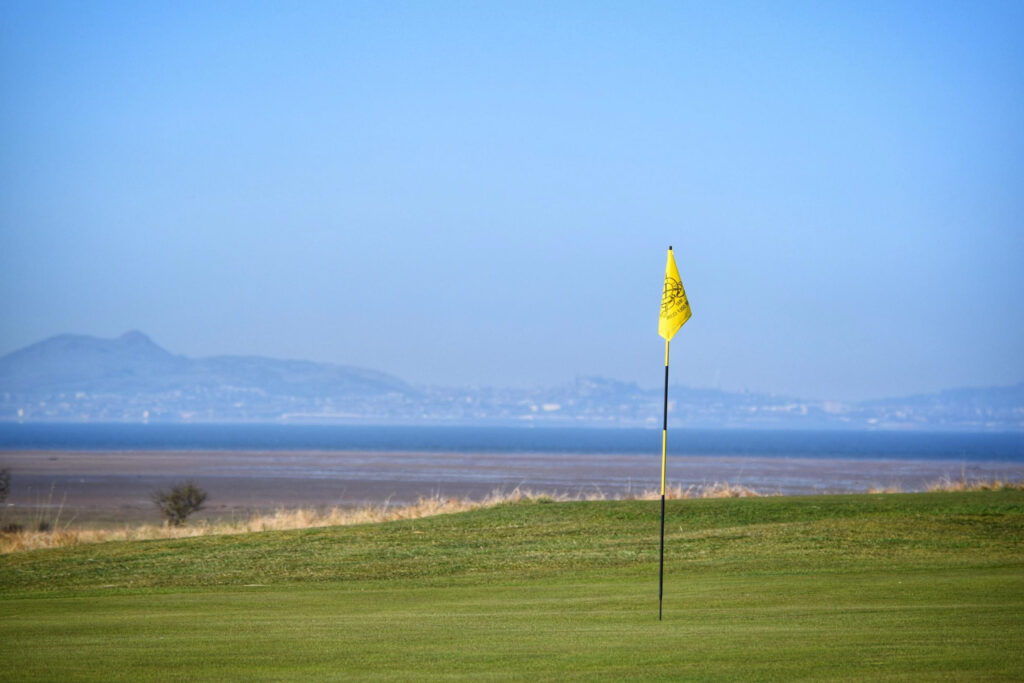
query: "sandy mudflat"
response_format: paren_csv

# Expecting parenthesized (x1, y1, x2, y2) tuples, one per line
(2, 449, 1022, 526)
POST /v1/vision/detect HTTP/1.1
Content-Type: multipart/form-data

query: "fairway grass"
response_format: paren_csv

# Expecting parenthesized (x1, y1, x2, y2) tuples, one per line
(3, 491, 1023, 681)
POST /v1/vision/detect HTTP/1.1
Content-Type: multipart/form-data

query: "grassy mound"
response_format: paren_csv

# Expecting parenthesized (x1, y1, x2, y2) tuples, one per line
(2, 490, 1023, 680)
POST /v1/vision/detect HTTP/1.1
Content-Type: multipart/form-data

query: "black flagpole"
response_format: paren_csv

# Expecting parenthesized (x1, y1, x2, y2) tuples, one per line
(659, 337, 669, 621)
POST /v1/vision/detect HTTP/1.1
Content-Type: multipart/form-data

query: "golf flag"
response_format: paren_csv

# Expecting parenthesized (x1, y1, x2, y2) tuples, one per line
(659, 247, 691, 340)
(657, 245, 690, 621)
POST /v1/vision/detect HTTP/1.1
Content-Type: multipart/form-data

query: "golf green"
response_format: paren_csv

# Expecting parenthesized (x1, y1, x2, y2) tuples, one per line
(3, 491, 1023, 680)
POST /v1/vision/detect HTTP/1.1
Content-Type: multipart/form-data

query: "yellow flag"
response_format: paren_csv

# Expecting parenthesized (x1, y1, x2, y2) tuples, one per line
(659, 247, 691, 340)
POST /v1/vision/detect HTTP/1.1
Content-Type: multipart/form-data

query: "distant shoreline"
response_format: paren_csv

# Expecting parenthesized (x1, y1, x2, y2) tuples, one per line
(2, 423, 1022, 459)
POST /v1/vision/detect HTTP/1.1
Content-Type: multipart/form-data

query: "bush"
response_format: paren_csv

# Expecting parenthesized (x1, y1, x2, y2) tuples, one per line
(0, 468, 9, 503)
(153, 481, 208, 526)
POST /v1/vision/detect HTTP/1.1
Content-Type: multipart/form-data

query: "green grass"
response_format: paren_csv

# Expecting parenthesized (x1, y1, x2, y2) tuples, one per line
(3, 491, 1024, 681)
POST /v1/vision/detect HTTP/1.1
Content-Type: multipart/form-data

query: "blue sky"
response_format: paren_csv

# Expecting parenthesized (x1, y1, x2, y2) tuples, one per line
(1, 1, 1022, 400)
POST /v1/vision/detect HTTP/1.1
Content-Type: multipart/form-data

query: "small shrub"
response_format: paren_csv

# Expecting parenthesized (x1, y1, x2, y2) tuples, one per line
(0, 468, 10, 503)
(153, 481, 208, 526)
(2, 522, 24, 534)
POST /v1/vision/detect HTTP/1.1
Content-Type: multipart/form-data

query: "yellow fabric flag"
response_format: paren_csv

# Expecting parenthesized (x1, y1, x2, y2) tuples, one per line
(659, 247, 691, 340)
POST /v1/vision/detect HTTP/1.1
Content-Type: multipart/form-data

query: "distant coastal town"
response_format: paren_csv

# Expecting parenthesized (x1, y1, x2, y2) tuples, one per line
(2, 333, 1022, 431)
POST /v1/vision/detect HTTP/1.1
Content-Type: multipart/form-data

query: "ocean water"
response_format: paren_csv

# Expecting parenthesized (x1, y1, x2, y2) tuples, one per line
(1, 422, 1022, 462)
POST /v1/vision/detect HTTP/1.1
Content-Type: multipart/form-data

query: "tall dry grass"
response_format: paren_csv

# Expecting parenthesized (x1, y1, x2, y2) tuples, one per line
(925, 476, 1024, 493)
(632, 482, 763, 500)
(0, 482, 761, 553)
(866, 484, 905, 494)
(868, 477, 1024, 494)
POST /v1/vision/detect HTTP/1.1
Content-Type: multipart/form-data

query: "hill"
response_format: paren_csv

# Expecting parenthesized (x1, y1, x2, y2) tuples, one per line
(0, 331, 412, 422)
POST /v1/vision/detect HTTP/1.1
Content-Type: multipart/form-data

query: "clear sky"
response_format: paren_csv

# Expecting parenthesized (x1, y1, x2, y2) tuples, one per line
(1, 1, 1022, 401)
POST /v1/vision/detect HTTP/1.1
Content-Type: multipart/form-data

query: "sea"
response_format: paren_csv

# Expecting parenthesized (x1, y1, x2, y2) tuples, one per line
(1, 422, 1022, 462)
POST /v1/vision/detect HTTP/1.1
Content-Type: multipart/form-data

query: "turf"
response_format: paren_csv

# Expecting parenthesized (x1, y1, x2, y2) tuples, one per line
(2, 491, 1023, 681)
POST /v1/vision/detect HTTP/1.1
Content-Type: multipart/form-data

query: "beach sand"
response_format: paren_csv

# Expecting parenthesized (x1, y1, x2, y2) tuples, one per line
(3, 449, 1022, 526)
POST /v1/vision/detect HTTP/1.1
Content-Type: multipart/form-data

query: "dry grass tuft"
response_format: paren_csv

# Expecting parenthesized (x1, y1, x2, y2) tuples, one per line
(631, 481, 764, 500)
(867, 484, 904, 494)
(925, 476, 1024, 493)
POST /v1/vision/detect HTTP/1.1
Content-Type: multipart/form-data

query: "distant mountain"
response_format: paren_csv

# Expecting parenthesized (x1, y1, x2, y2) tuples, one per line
(1, 332, 1021, 430)
(0, 332, 412, 422)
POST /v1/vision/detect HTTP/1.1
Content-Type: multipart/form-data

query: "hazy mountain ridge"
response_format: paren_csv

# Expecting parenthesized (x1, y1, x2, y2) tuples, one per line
(1, 332, 1021, 430)
(0, 332, 412, 422)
